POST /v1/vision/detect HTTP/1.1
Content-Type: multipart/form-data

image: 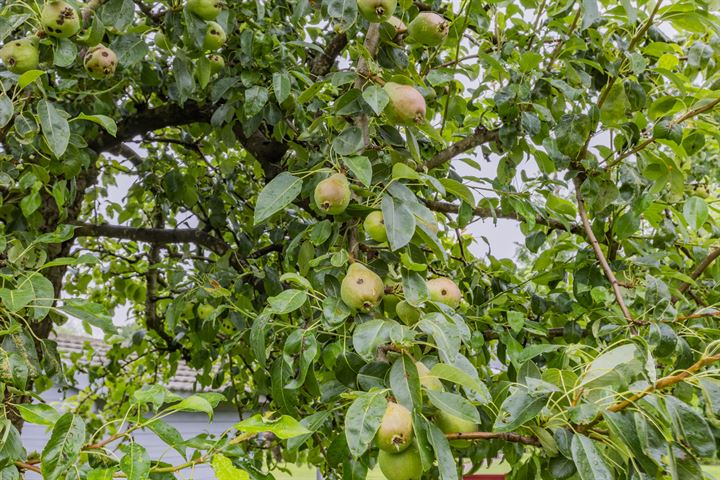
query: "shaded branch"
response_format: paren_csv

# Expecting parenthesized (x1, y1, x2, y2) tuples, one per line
(424, 199, 582, 234)
(673, 247, 720, 301)
(445, 431, 541, 447)
(573, 178, 635, 327)
(311, 32, 349, 77)
(422, 126, 499, 171)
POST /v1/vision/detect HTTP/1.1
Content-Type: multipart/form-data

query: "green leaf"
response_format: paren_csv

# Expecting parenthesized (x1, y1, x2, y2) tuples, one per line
(322, 296, 351, 327)
(234, 414, 311, 439)
(245, 85, 269, 117)
(381, 194, 416, 251)
(417, 313, 460, 363)
(254, 172, 303, 225)
(362, 85, 390, 115)
(273, 71, 292, 103)
(53, 38, 76, 67)
(389, 354, 421, 411)
(426, 390, 481, 423)
(145, 418, 186, 459)
(132, 384, 181, 410)
(683, 196, 708, 230)
(507, 310, 525, 334)
(37, 100, 70, 158)
(268, 289, 307, 314)
(439, 178, 475, 207)
(493, 388, 547, 432)
(344, 390, 387, 457)
(60, 300, 117, 334)
(119, 444, 150, 480)
(342, 156, 372, 187)
(41, 413, 86, 480)
(581, 0, 599, 29)
(430, 363, 491, 404)
(0, 94, 14, 129)
(665, 396, 716, 458)
(212, 454, 250, 480)
(323, 0, 357, 28)
(426, 422, 459, 480)
(571, 434, 612, 480)
(332, 126, 364, 155)
(167, 395, 214, 418)
(580, 343, 642, 389)
(16, 403, 61, 427)
(75, 113, 117, 136)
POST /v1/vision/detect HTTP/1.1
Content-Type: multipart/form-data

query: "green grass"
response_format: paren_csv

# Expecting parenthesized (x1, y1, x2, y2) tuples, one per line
(272, 463, 720, 479)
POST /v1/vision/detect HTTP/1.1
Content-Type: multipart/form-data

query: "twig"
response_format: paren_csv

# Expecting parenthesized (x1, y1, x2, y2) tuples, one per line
(445, 431, 541, 446)
(573, 178, 635, 328)
(421, 127, 499, 171)
(673, 247, 720, 302)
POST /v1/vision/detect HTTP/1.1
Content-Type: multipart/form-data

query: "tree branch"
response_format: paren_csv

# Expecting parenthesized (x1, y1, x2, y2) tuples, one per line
(354, 23, 382, 147)
(445, 431, 541, 446)
(422, 126, 499, 171)
(311, 32, 349, 77)
(424, 199, 582, 234)
(573, 178, 635, 327)
(673, 247, 720, 301)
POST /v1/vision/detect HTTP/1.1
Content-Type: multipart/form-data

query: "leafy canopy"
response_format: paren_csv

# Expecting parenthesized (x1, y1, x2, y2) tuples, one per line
(1, 0, 720, 479)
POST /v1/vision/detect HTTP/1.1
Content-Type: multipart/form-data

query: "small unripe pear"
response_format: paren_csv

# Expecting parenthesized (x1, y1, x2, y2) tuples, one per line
(0, 38, 39, 74)
(187, 0, 224, 20)
(314, 173, 351, 215)
(340, 263, 384, 312)
(363, 211, 387, 243)
(203, 21, 227, 50)
(41, 1, 81, 39)
(383, 82, 426, 125)
(427, 277, 461, 308)
(357, 0, 397, 23)
(435, 410, 476, 447)
(407, 12, 448, 47)
(396, 301, 420, 325)
(376, 402, 413, 453)
(197, 303, 213, 320)
(416, 361, 443, 391)
(207, 53, 225, 73)
(84, 45, 118, 78)
(378, 444, 422, 480)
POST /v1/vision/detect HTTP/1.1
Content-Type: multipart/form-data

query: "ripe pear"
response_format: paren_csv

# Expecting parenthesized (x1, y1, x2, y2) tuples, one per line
(427, 277, 461, 309)
(383, 82, 426, 126)
(415, 361, 443, 391)
(378, 444, 422, 480)
(364, 211, 387, 243)
(435, 410, 476, 447)
(41, 1, 81, 39)
(357, 0, 397, 23)
(207, 53, 225, 73)
(314, 173, 351, 215)
(340, 263, 384, 312)
(0, 38, 39, 74)
(407, 12, 448, 46)
(395, 301, 420, 325)
(187, 0, 224, 20)
(84, 45, 118, 78)
(377, 402, 413, 453)
(203, 21, 227, 50)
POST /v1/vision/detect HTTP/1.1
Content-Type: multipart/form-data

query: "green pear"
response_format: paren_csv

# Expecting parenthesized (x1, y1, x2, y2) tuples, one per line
(383, 82, 426, 126)
(416, 361, 443, 391)
(84, 45, 118, 78)
(207, 53, 225, 73)
(435, 410, 476, 447)
(407, 12, 448, 46)
(364, 210, 387, 243)
(0, 37, 39, 74)
(187, 0, 224, 20)
(340, 263, 384, 312)
(357, 0, 397, 23)
(376, 402, 413, 453)
(41, 1, 81, 39)
(203, 21, 227, 50)
(395, 301, 420, 325)
(378, 444, 422, 480)
(197, 303, 213, 320)
(427, 277, 461, 309)
(314, 173, 351, 215)
(386, 16, 407, 35)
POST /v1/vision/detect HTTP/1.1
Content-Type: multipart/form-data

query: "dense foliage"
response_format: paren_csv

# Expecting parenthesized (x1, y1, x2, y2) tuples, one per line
(1, 0, 720, 479)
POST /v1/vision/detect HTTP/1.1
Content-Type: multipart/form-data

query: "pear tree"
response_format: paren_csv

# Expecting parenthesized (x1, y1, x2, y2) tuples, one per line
(1, 1, 720, 480)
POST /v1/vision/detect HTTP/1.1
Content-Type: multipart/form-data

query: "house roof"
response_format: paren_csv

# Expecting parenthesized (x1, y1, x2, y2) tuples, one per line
(53, 333, 216, 393)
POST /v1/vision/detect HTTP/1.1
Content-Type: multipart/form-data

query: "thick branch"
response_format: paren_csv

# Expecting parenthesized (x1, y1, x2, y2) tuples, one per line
(445, 431, 541, 447)
(422, 127, 499, 171)
(573, 178, 635, 326)
(424, 199, 582, 234)
(674, 247, 720, 300)
(354, 23, 382, 147)
(311, 32, 349, 77)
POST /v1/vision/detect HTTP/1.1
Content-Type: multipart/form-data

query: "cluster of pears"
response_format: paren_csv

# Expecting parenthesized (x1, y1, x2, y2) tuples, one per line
(374, 364, 477, 480)
(186, 0, 227, 73)
(355, 0, 449, 127)
(1, 1, 118, 78)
